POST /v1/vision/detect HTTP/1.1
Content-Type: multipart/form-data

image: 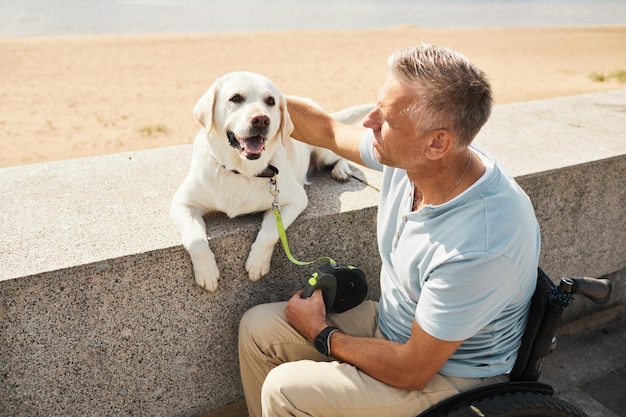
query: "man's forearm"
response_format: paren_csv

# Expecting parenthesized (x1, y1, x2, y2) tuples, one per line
(329, 332, 433, 391)
(287, 97, 336, 148)
(286, 97, 365, 165)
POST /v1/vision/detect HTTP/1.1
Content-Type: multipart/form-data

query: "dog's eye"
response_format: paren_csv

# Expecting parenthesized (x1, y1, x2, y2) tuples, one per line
(265, 96, 276, 106)
(229, 94, 244, 103)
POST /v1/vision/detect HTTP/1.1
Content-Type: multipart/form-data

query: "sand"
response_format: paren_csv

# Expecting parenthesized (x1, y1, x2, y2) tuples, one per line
(1, 25, 625, 168)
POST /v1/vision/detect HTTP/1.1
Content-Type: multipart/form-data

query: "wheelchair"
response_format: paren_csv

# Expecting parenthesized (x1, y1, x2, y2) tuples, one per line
(415, 268, 613, 417)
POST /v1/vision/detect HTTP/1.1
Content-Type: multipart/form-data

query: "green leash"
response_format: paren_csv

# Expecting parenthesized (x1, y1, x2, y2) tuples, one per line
(268, 172, 337, 267)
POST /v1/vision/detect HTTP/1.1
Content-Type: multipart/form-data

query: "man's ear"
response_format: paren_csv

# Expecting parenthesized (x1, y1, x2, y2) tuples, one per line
(425, 129, 453, 160)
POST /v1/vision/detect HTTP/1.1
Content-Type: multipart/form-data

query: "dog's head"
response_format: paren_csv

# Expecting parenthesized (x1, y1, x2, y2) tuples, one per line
(194, 71, 294, 162)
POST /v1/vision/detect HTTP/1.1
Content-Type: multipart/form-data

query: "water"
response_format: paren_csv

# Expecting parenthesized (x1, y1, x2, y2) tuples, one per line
(0, 0, 625, 37)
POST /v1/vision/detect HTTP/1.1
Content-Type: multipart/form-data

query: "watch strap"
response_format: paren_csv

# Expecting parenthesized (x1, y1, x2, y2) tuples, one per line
(315, 326, 340, 356)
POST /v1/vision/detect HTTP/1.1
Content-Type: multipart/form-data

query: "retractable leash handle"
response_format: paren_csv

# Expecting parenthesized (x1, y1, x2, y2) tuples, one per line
(302, 264, 368, 313)
(302, 271, 338, 303)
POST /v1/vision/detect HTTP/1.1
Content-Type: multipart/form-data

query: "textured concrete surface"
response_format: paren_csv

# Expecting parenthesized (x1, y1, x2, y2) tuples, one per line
(475, 90, 626, 177)
(1, 90, 625, 416)
(1, 147, 382, 282)
(0, 163, 384, 417)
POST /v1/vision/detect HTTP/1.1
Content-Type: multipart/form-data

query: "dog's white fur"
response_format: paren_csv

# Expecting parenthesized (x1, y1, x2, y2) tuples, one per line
(170, 71, 373, 291)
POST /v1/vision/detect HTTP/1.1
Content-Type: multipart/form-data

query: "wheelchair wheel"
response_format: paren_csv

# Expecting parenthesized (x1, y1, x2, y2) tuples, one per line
(446, 392, 588, 417)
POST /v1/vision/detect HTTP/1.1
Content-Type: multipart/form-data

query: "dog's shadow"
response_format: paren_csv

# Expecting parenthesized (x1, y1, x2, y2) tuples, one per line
(302, 164, 379, 217)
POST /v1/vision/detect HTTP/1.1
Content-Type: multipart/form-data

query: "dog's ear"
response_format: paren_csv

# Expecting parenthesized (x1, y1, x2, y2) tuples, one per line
(278, 94, 295, 145)
(193, 81, 219, 132)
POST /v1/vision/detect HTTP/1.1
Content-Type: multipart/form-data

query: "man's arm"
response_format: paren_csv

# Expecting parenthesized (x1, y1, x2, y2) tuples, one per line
(330, 319, 463, 391)
(285, 290, 463, 391)
(286, 97, 367, 166)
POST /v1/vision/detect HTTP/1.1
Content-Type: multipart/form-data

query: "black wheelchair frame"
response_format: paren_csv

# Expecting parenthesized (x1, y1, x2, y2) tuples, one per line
(416, 268, 612, 417)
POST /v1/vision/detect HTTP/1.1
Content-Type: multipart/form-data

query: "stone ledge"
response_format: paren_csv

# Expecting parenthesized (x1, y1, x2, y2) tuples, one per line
(1, 90, 625, 417)
(0, 144, 382, 283)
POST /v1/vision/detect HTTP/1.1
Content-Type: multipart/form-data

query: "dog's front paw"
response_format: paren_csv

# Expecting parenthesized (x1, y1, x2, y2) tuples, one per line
(245, 242, 273, 282)
(331, 159, 352, 182)
(245, 255, 271, 282)
(193, 260, 220, 292)
(186, 240, 221, 291)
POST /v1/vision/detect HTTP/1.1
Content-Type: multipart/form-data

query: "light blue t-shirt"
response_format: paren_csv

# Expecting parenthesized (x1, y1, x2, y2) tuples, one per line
(359, 130, 541, 378)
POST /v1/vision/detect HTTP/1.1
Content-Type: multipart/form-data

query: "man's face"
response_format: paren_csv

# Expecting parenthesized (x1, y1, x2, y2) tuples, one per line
(362, 74, 429, 171)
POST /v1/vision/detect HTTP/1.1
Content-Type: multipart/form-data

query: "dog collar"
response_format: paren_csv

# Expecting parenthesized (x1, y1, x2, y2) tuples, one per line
(224, 164, 279, 178)
(257, 164, 279, 178)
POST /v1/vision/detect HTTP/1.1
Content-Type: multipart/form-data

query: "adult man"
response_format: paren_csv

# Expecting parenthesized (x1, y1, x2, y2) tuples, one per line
(238, 44, 540, 417)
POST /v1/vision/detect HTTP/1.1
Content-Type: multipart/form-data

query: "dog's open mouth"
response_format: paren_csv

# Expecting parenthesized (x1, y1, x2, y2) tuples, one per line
(227, 131, 265, 160)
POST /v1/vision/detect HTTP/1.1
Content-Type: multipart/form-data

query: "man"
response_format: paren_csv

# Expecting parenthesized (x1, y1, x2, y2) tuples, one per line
(238, 44, 540, 417)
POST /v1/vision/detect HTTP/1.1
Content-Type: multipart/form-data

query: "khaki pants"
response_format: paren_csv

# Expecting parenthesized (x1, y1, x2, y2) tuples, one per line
(238, 300, 508, 417)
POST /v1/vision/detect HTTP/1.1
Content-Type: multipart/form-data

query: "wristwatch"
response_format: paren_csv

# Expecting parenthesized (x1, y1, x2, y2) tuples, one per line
(314, 326, 340, 356)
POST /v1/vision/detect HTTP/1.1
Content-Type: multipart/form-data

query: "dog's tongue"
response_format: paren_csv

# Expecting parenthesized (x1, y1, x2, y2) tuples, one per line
(241, 135, 265, 155)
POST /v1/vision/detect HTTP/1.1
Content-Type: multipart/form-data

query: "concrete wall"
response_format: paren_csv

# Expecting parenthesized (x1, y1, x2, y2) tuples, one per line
(1, 90, 625, 417)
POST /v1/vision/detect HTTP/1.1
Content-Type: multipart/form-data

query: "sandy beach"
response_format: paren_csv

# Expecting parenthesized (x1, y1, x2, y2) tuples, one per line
(1, 25, 625, 168)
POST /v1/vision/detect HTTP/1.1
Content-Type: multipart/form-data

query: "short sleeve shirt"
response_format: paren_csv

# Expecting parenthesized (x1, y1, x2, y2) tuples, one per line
(359, 130, 541, 377)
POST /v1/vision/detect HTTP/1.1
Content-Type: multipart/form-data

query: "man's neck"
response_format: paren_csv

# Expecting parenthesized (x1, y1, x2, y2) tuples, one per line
(410, 150, 484, 210)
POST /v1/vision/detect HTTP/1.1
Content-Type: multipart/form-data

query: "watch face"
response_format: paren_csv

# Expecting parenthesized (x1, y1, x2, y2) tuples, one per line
(314, 338, 327, 355)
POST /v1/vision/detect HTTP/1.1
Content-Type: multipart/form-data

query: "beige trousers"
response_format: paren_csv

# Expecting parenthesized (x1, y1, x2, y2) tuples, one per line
(238, 300, 508, 417)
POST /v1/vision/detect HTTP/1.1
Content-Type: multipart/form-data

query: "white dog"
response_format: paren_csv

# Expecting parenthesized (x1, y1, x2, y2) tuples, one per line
(170, 71, 373, 291)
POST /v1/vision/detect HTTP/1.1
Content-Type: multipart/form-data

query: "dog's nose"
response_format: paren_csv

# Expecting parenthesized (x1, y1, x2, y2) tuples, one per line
(251, 114, 270, 127)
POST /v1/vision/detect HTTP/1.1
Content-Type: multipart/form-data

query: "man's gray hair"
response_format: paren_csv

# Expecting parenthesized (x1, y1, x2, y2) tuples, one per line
(388, 44, 492, 147)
